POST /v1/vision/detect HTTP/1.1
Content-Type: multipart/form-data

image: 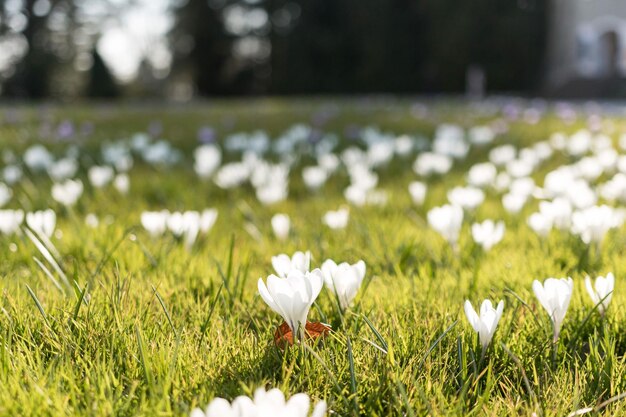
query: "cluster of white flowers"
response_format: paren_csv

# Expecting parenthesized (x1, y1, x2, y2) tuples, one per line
(415, 122, 626, 254)
(467, 272, 614, 351)
(258, 251, 366, 338)
(2, 139, 137, 213)
(141, 209, 218, 248)
(191, 387, 326, 417)
(0, 208, 56, 238)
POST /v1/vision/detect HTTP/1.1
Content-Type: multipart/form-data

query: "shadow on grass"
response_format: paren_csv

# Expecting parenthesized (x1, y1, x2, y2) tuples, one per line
(209, 345, 285, 398)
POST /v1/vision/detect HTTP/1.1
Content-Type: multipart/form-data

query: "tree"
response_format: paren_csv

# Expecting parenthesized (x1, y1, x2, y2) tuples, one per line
(1, 0, 62, 97)
(86, 48, 119, 98)
(0, 0, 133, 98)
(169, 0, 234, 96)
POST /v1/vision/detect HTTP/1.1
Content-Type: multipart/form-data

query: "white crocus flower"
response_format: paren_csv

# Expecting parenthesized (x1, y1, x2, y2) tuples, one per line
(527, 212, 552, 237)
(566, 179, 597, 210)
(0, 182, 12, 207)
(502, 192, 528, 214)
(257, 269, 324, 338)
(3, 165, 22, 185)
(471, 220, 505, 251)
(0, 209, 24, 235)
(394, 134, 414, 156)
(181, 211, 201, 248)
(85, 213, 99, 228)
(200, 209, 218, 233)
(48, 157, 78, 181)
(321, 259, 366, 309)
(272, 251, 311, 278)
(467, 162, 497, 188)
(141, 210, 170, 237)
(302, 166, 328, 191)
(167, 211, 201, 248)
(413, 152, 453, 176)
(88, 165, 114, 188)
(367, 140, 395, 167)
(214, 162, 250, 189)
(533, 277, 574, 342)
(433, 125, 468, 158)
(539, 198, 572, 231)
(468, 126, 495, 146)
(194, 144, 222, 179)
(447, 186, 485, 211)
(191, 387, 327, 417)
(427, 204, 464, 247)
(507, 158, 535, 178)
(322, 207, 349, 230)
(464, 299, 504, 349)
(23, 145, 53, 171)
(489, 144, 516, 166)
(166, 211, 186, 237)
(571, 205, 620, 247)
(347, 164, 377, 191)
(510, 177, 536, 198)
(494, 172, 511, 192)
(256, 182, 288, 206)
(51, 179, 83, 207)
(26, 209, 56, 238)
(585, 273, 614, 315)
(318, 153, 340, 174)
(113, 174, 130, 194)
(271, 214, 290, 240)
(344, 184, 367, 207)
(408, 181, 427, 205)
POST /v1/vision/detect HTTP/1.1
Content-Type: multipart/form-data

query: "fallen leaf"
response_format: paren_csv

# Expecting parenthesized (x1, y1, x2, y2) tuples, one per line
(274, 321, 332, 348)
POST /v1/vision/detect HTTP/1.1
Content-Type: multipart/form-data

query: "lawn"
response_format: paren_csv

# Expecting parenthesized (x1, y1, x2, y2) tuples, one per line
(1, 98, 625, 416)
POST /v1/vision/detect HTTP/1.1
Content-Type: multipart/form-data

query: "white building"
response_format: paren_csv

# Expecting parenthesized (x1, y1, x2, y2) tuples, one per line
(547, 0, 626, 92)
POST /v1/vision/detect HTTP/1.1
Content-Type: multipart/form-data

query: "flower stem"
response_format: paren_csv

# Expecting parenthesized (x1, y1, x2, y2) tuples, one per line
(552, 328, 558, 370)
(479, 346, 487, 369)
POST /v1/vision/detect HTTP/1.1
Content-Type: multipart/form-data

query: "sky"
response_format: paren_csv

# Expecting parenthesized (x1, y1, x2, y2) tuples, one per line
(96, 0, 270, 81)
(0, 0, 269, 84)
(97, 0, 173, 81)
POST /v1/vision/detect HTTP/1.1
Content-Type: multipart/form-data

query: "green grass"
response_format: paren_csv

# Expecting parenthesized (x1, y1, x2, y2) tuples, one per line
(1, 99, 626, 416)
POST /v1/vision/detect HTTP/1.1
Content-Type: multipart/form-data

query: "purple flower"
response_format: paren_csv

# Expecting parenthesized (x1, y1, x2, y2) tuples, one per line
(344, 124, 362, 141)
(197, 126, 216, 144)
(57, 120, 75, 140)
(148, 120, 162, 137)
(307, 129, 323, 144)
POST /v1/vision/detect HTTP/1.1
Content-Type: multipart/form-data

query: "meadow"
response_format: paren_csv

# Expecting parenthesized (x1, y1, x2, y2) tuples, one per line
(1, 98, 626, 416)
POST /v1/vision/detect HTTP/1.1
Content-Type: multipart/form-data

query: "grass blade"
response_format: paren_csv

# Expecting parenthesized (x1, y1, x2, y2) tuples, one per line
(135, 324, 153, 391)
(91, 227, 136, 280)
(72, 282, 89, 321)
(32, 257, 64, 294)
(25, 284, 50, 328)
(198, 284, 223, 348)
(501, 342, 540, 414)
(24, 228, 70, 290)
(152, 285, 177, 337)
(417, 320, 458, 372)
(362, 314, 388, 352)
(347, 336, 359, 417)
(303, 343, 352, 412)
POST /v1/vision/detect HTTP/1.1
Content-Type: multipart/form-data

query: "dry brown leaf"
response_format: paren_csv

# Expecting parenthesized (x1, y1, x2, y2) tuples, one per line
(273, 321, 332, 349)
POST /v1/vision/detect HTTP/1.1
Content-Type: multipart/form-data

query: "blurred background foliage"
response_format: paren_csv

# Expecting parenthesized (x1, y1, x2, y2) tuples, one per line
(0, 0, 547, 99)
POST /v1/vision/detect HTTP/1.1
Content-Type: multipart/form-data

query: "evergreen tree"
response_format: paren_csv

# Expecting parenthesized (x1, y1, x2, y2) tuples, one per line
(169, 0, 233, 96)
(2, 0, 59, 97)
(86, 48, 119, 98)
